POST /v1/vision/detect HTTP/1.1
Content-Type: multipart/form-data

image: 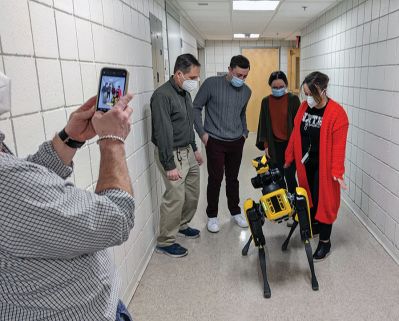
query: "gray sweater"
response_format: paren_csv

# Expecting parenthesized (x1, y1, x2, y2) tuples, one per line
(193, 76, 251, 141)
(150, 77, 197, 171)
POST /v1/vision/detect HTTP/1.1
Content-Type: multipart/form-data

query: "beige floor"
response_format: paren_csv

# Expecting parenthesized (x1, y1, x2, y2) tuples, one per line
(128, 134, 399, 321)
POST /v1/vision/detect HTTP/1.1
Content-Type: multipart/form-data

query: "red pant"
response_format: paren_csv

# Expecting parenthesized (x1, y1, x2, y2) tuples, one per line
(205, 136, 245, 217)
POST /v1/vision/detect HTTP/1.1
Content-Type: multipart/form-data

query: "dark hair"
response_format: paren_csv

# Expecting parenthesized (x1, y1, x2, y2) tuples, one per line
(229, 55, 250, 70)
(301, 71, 329, 104)
(174, 53, 201, 74)
(268, 71, 288, 86)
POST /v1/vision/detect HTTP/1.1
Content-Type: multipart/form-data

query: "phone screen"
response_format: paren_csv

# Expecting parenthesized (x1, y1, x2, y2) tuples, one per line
(97, 68, 128, 112)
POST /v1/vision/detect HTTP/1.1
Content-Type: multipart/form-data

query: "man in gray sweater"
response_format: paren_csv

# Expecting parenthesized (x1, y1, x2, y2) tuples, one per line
(193, 55, 252, 233)
(151, 54, 203, 257)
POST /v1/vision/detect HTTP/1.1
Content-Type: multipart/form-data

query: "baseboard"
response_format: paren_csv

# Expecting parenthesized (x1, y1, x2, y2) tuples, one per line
(342, 196, 399, 265)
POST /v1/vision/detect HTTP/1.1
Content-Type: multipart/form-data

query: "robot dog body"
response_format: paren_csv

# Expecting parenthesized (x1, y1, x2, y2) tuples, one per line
(242, 156, 319, 298)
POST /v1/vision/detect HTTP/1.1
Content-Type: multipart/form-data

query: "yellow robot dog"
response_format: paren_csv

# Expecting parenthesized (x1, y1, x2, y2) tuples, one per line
(242, 155, 319, 298)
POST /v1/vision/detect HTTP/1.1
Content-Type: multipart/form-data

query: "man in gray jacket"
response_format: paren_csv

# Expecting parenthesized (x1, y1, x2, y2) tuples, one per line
(193, 55, 252, 233)
(151, 54, 203, 258)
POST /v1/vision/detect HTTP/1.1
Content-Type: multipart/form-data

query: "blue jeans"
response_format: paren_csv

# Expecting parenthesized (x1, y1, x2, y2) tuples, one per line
(116, 300, 133, 321)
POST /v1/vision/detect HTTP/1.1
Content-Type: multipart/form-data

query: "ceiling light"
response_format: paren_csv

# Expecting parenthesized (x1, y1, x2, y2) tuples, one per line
(234, 33, 260, 39)
(198, 2, 209, 5)
(233, 1, 279, 11)
(234, 33, 246, 39)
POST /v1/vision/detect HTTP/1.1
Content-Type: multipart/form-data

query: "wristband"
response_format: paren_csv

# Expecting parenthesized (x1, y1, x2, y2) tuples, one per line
(58, 128, 85, 149)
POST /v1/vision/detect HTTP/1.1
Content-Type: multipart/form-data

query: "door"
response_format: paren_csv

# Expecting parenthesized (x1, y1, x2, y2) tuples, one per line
(287, 48, 300, 94)
(150, 13, 165, 89)
(242, 48, 279, 132)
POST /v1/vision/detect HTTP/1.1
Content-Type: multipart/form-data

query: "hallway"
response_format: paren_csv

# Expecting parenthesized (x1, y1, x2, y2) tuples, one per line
(129, 134, 399, 321)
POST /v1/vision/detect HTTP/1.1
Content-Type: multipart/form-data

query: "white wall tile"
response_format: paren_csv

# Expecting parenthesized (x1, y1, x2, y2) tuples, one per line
(88, 0, 104, 24)
(42, 109, 67, 140)
(13, 113, 45, 157)
(80, 63, 97, 101)
(30, 2, 59, 58)
(53, 0, 74, 13)
(36, 58, 65, 110)
(61, 61, 83, 106)
(73, 0, 91, 19)
(3, 56, 40, 116)
(73, 146, 93, 188)
(76, 18, 95, 61)
(56, 11, 79, 60)
(0, 0, 33, 55)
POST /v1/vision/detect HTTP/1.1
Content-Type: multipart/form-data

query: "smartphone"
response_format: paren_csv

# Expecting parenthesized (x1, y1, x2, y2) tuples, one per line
(96, 67, 129, 112)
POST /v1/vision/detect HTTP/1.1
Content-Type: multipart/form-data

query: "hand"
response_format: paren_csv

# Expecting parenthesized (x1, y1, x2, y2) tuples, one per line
(201, 133, 209, 147)
(334, 176, 348, 190)
(265, 147, 271, 159)
(64, 96, 97, 141)
(167, 168, 182, 181)
(194, 150, 203, 166)
(283, 162, 291, 169)
(92, 94, 133, 139)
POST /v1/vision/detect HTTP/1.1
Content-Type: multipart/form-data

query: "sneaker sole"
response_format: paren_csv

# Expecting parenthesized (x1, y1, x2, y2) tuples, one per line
(155, 248, 188, 258)
(207, 226, 220, 233)
(313, 250, 331, 262)
(177, 232, 200, 239)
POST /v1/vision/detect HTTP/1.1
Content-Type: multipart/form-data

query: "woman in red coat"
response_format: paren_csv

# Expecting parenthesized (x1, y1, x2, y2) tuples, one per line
(284, 71, 349, 261)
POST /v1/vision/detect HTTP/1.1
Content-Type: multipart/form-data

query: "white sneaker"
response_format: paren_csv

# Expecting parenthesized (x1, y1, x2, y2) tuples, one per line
(233, 213, 248, 228)
(207, 217, 220, 233)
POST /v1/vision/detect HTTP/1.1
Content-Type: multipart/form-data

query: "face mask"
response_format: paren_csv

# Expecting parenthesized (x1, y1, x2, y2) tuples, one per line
(272, 87, 286, 97)
(0, 72, 11, 115)
(307, 95, 318, 108)
(231, 76, 244, 88)
(182, 79, 198, 92)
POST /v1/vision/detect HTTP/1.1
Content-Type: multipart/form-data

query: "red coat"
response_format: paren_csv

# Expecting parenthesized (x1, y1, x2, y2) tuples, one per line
(285, 99, 349, 224)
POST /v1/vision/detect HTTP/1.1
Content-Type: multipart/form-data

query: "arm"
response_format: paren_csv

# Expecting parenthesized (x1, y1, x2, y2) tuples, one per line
(331, 111, 349, 180)
(241, 101, 249, 138)
(151, 93, 176, 171)
(26, 96, 97, 178)
(0, 163, 135, 259)
(256, 97, 269, 150)
(192, 79, 211, 138)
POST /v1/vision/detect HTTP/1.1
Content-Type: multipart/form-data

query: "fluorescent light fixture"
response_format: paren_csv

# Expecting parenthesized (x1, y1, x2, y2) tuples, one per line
(234, 33, 260, 39)
(233, 1, 279, 11)
(234, 33, 246, 38)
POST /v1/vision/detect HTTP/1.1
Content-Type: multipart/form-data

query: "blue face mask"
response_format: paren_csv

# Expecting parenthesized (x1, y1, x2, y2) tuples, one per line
(231, 76, 244, 88)
(271, 87, 286, 97)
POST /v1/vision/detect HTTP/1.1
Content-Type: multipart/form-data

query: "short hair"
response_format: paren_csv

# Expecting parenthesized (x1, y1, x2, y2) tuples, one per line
(173, 54, 201, 74)
(268, 71, 288, 86)
(301, 71, 329, 104)
(229, 55, 250, 70)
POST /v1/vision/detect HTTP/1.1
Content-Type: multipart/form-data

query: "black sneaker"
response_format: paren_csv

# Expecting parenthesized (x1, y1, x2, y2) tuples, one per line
(178, 227, 200, 239)
(313, 241, 331, 261)
(155, 243, 188, 258)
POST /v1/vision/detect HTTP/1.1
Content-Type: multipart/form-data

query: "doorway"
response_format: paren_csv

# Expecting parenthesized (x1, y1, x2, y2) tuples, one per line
(150, 13, 165, 89)
(242, 48, 279, 132)
(287, 48, 300, 95)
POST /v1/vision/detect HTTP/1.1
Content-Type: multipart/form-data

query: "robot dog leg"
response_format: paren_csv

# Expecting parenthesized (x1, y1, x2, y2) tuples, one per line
(242, 199, 271, 298)
(281, 187, 319, 291)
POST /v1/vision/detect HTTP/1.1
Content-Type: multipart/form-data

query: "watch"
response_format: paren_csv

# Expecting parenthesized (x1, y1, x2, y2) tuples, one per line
(58, 128, 85, 149)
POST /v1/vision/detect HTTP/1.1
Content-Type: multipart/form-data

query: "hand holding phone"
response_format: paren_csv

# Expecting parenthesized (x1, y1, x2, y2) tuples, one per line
(96, 68, 129, 112)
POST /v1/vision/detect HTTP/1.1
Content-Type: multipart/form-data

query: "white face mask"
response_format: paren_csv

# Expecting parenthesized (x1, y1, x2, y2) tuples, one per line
(182, 78, 198, 92)
(0, 72, 11, 115)
(307, 95, 317, 108)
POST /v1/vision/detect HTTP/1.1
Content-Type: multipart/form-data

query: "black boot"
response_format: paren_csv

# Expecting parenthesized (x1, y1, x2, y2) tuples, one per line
(313, 240, 331, 261)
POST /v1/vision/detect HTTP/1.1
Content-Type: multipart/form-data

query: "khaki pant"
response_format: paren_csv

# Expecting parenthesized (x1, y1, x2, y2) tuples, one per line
(155, 146, 200, 247)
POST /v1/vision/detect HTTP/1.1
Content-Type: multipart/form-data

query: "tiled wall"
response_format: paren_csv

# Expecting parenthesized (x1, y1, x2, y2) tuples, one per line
(0, 0, 197, 303)
(301, 0, 399, 262)
(204, 40, 296, 79)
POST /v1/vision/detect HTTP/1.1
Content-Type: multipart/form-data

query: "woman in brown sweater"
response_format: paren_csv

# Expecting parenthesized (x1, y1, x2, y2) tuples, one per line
(256, 71, 300, 193)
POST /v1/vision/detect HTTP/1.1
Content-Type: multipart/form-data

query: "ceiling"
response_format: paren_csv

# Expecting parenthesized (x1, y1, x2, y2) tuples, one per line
(168, 0, 342, 40)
